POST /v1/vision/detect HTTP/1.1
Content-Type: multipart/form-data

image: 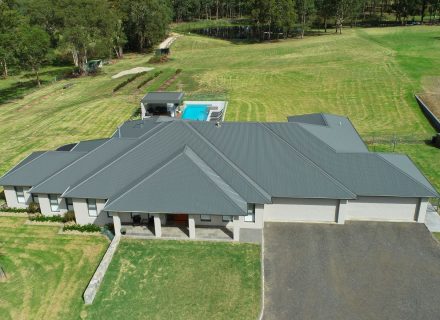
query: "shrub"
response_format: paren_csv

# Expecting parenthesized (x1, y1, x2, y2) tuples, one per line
(63, 224, 101, 233)
(63, 211, 76, 223)
(27, 202, 40, 214)
(30, 215, 64, 222)
(175, 68, 182, 74)
(136, 70, 163, 89)
(113, 71, 149, 92)
(148, 55, 169, 64)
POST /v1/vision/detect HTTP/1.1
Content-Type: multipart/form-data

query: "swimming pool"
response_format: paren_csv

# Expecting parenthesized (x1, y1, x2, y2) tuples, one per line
(181, 105, 209, 121)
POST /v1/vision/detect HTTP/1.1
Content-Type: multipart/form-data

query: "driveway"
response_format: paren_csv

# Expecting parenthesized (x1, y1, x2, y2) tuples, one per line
(263, 222, 440, 320)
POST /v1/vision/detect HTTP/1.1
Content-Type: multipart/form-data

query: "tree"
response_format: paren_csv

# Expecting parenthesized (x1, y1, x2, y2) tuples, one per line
(315, 0, 335, 32)
(56, 0, 119, 73)
(15, 25, 50, 86)
(0, 2, 23, 78)
(296, 0, 315, 38)
(117, 0, 172, 52)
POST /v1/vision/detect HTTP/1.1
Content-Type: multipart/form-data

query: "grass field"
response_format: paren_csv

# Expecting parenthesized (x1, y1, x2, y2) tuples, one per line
(78, 240, 261, 320)
(0, 216, 108, 320)
(0, 26, 439, 188)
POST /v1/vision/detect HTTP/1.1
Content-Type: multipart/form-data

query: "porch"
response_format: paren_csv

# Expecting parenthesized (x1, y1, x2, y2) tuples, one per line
(112, 212, 239, 241)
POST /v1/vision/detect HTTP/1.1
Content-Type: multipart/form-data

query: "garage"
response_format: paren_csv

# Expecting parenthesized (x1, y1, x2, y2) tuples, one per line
(345, 196, 419, 222)
(263, 198, 338, 222)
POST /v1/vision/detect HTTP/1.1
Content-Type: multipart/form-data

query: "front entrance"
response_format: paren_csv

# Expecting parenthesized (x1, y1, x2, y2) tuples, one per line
(167, 214, 188, 224)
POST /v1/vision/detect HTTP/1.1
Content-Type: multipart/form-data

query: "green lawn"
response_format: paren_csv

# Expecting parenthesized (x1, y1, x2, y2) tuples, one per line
(0, 216, 108, 320)
(80, 239, 261, 320)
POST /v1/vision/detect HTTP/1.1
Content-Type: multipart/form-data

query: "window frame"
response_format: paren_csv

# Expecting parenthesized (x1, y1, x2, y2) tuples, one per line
(87, 199, 98, 217)
(200, 214, 211, 222)
(31, 193, 39, 204)
(244, 204, 255, 222)
(14, 187, 25, 204)
(222, 215, 233, 222)
(66, 198, 74, 211)
(49, 194, 60, 212)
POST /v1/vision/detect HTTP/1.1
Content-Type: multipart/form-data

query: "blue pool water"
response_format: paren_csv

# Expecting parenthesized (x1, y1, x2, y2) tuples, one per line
(182, 105, 209, 121)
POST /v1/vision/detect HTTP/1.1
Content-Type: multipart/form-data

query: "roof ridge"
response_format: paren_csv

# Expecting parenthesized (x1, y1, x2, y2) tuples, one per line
(0, 151, 48, 181)
(259, 123, 356, 199)
(376, 153, 439, 197)
(183, 146, 247, 213)
(104, 147, 187, 209)
(30, 138, 116, 193)
(182, 121, 272, 202)
(63, 121, 173, 197)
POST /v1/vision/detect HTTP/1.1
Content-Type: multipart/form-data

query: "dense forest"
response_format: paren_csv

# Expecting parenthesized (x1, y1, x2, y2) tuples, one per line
(0, 0, 439, 82)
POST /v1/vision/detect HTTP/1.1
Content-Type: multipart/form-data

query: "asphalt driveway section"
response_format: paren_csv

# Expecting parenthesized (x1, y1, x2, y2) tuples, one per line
(263, 222, 440, 320)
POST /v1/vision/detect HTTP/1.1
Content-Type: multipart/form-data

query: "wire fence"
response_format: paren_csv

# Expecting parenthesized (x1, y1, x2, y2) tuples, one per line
(363, 134, 432, 152)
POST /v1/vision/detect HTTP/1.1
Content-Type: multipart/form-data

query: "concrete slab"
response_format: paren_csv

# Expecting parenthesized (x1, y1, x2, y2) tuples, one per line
(425, 204, 440, 232)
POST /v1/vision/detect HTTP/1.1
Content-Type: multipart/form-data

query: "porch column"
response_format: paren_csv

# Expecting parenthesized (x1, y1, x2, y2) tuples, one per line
(233, 216, 240, 242)
(113, 213, 121, 236)
(416, 198, 428, 223)
(337, 200, 348, 224)
(154, 214, 162, 238)
(188, 215, 196, 239)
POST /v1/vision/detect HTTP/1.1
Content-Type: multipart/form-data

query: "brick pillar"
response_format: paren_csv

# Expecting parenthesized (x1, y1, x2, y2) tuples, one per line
(233, 216, 240, 241)
(417, 198, 428, 223)
(337, 200, 348, 224)
(188, 215, 196, 239)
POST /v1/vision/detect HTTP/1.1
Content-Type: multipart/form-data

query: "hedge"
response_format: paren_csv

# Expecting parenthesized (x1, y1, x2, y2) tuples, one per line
(30, 215, 64, 222)
(0, 207, 28, 213)
(113, 71, 149, 92)
(136, 70, 163, 89)
(63, 224, 101, 233)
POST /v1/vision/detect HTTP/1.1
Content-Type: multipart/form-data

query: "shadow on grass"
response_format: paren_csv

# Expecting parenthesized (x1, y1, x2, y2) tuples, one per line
(0, 80, 47, 105)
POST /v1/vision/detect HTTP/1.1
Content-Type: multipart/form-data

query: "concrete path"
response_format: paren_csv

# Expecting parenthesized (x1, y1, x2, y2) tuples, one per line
(111, 67, 154, 79)
(425, 204, 440, 232)
(263, 222, 440, 320)
(159, 33, 180, 49)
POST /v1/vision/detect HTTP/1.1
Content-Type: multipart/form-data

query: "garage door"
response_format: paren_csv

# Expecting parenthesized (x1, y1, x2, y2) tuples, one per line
(263, 198, 338, 222)
(346, 196, 419, 221)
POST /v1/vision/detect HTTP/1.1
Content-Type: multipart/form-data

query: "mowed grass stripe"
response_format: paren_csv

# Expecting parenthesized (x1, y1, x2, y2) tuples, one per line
(0, 217, 108, 320)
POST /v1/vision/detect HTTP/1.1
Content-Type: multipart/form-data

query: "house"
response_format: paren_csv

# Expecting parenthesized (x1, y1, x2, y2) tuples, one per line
(140, 92, 184, 119)
(0, 114, 438, 243)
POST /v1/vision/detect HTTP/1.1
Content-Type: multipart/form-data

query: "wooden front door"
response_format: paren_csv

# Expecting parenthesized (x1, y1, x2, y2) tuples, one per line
(169, 214, 188, 224)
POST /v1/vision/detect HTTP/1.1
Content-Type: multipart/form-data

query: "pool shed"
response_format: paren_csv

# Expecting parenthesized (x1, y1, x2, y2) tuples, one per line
(141, 92, 184, 119)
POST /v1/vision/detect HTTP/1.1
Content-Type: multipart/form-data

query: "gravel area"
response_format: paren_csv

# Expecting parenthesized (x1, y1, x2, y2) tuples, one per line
(263, 221, 440, 320)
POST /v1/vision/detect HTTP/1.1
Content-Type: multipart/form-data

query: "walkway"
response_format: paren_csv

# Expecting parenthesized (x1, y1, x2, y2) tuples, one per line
(425, 203, 440, 232)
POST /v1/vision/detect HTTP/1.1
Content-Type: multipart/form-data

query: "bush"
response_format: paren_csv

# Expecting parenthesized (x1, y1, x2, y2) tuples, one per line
(148, 55, 169, 64)
(0, 207, 28, 213)
(30, 215, 64, 222)
(63, 224, 101, 233)
(136, 70, 163, 89)
(63, 211, 76, 223)
(27, 202, 40, 214)
(175, 68, 182, 74)
(113, 71, 149, 92)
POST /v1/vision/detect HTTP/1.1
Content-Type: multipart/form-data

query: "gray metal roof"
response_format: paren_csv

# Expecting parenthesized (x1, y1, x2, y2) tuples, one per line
(141, 92, 184, 105)
(71, 139, 109, 152)
(104, 147, 247, 214)
(31, 139, 138, 194)
(0, 151, 86, 187)
(1, 113, 438, 215)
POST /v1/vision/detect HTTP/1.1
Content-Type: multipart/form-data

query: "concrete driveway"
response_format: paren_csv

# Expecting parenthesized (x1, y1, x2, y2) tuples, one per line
(263, 222, 440, 320)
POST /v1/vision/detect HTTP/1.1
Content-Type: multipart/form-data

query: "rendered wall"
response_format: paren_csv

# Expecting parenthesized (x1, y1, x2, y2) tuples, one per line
(345, 196, 419, 222)
(4, 186, 32, 209)
(73, 199, 110, 225)
(264, 198, 338, 222)
(39, 194, 68, 216)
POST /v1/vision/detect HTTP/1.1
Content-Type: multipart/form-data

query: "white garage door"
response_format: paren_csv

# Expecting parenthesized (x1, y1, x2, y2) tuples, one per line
(346, 197, 419, 221)
(264, 198, 338, 222)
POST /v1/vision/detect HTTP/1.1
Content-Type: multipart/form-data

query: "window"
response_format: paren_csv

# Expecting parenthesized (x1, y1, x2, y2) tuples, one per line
(15, 187, 25, 204)
(200, 214, 211, 222)
(87, 199, 98, 217)
(49, 194, 59, 212)
(32, 194, 39, 204)
(222, 215, 233, 222)
(106, 211, 112, 218)
(245, 204, 255, 222)
(66, 198, 74, 211)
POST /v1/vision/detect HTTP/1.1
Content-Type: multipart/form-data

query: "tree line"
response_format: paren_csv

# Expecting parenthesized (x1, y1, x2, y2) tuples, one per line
(1, 0, 439, 83)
